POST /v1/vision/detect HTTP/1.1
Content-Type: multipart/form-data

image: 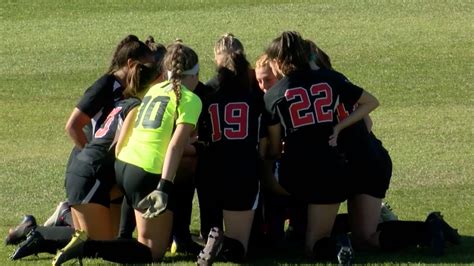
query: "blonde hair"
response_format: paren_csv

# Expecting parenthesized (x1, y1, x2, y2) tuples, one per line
(255, 53, 271, 69)
(214, 33, 244, 56)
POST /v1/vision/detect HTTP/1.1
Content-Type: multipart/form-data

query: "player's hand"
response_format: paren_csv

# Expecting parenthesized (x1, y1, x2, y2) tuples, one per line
(137, 190, 168, 219)
(137, 179, 173, 219)
(329, 125, 341, 147)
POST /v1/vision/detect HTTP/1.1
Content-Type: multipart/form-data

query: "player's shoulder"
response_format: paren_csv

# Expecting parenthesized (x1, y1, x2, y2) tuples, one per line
(117, 97, 141, 109)
(264, 76, 287, 101)
(205, 76, 219, 89)
(182, 86, 202, 106)
(89, 74, 117, 89)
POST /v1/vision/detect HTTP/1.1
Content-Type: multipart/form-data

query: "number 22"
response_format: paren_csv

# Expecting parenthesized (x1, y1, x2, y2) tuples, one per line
(286, 83, 334, 128)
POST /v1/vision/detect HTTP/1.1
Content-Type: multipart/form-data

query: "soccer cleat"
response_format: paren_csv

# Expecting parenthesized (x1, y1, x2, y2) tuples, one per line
(335, 234, 354, 266)
(52, 230, 87, 266)
(427, 212, 460, 245)
(171, 237, 203, 255)
(196, 227, 224, 266)
(425, 213, 445, 256)
(10, 230, 43, 260)
(379, 202, 399, 223)
(5, 215, 37, 245)
(44, 201, 70, 227)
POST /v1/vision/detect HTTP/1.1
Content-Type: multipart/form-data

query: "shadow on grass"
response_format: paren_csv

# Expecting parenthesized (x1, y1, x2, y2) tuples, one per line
(7, 236, 473, 265)
(174, 235, 474, 265)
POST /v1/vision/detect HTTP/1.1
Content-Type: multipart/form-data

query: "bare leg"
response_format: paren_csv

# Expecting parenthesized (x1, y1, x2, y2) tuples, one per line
(134, 209, 173, 261)
(223, 210, 255, 253)
(71, 204, 114, 240)
(348, 194, 381, 249)
(306, 203, 340, 255)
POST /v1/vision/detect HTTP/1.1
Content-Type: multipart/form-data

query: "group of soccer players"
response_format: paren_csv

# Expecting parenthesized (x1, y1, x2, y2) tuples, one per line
(5, 31, 460, 265)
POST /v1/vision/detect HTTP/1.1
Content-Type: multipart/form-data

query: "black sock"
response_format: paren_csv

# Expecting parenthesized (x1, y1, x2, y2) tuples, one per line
(378, 221, 429, 251)
(312, 237, 337, 261)
(172, 182, 195, 243)
(117, 198, 136, 239)
(84, 238, 153, 263)
(35, 226, 75, 251)
(220, 236, 245, 262)
(332, 213, 350, 235)
(62, 212, 73, 227)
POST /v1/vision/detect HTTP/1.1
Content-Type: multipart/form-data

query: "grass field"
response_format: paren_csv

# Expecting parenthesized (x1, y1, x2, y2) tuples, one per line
(1, 0, 473, 265)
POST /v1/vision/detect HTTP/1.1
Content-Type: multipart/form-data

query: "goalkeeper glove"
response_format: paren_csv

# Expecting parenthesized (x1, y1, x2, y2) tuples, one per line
(137, 179, 173, 219)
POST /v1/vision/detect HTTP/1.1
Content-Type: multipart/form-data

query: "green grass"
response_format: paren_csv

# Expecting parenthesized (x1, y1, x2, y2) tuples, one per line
(1, 0, 473, 265)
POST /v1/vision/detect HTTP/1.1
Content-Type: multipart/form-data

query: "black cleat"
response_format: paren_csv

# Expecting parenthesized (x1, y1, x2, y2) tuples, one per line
(171, 237, 203, 255)
(10, 230, 43, 260)
(196, 227, 224, 266)
(427, 212, 461, 245)
(335, 234, 354, 266)
(426, 212, 445, 256)
(5, 215, 37, 245)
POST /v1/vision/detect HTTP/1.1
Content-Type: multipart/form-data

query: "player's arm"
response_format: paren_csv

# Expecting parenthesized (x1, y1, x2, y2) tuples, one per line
(115, 107, 138, 157)
(364, 115, 373, 132)
(330, 91, 379, 146)
(183, 129, 199, 156)
(161, 123, 195, 183)
(266, 123, 282, 160)
(65, 108, 90, 149)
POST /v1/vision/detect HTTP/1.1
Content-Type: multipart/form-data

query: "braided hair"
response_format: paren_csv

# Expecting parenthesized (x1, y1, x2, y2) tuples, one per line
(163, 40, 199, 106)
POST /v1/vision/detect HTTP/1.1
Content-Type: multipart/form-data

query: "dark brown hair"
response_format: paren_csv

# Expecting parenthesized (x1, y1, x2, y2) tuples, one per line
(304, 39, 333, 70)
(123, 61, 159, 99)
(145, 35, 166, 74)
(265, 31, 309, 75)
(107, 35, 152, 74)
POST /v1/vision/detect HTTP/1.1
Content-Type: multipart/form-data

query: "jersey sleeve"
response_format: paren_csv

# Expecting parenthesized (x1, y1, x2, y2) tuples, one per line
(76, 75, 111, 118)
(334, 72, 364, 107)
(263, 88, 282, 126)
(177, 92, 202, 127)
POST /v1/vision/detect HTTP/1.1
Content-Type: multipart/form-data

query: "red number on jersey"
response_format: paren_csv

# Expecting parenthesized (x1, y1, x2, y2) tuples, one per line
(286, 87, 314, 127)
(285, 83, 334, 128)
(208, 102, 249, 142)
(336, 104, 350, 122)
(95, 107, 122, 138)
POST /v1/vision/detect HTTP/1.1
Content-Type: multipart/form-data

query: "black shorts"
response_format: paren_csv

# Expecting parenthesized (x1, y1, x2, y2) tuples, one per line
(344, 136, 392, 199)
(65, 159, 115, 208)
(279, 148, 348, 204)
(114, 160, 175, 213)
(197, 153, 259, 211)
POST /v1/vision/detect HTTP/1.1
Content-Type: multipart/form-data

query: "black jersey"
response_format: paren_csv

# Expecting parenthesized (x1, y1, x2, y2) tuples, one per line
(264, 69, 363, 155)
(199, 76, 265, 156)
(76, 74, 124, 140)
(75, 98, 141, 166)
(333, 73, 372, 153)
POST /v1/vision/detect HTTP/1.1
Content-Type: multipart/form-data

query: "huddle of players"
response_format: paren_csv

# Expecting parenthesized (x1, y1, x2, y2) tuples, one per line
(7, 31, 461, 265)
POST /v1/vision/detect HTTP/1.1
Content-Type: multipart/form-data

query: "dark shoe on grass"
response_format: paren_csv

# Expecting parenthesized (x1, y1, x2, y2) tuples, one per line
(5, 215, 37, 245)
(10, 230, 43, 260)
(427, 211, 461, 245)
